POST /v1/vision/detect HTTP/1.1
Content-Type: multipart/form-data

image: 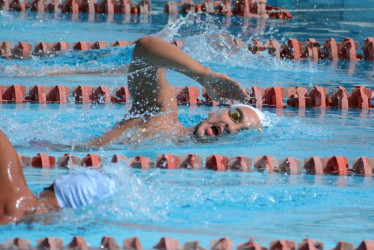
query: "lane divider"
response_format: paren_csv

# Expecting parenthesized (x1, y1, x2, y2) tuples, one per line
(1, 37, 373, 61)
(165, 0, 292, 19)
(248, 37, 374, 61)
(0, 0, 291, 19)
(0, 40, 133, 59)
(1, 236, 373, 249)
(17, 152, 374, 176)
(0, 0, 147, 15)
(1, 84, 373, 110)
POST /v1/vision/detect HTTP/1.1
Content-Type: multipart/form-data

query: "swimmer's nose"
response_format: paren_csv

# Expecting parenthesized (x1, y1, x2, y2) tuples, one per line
(226, 124, 241, 134)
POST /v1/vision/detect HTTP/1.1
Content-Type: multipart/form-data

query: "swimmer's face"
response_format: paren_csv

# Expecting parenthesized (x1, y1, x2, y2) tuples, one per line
(194, 106, 260, 138)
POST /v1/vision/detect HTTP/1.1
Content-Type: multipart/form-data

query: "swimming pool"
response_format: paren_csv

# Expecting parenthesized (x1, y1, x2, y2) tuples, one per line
(1, 0, 374, 248)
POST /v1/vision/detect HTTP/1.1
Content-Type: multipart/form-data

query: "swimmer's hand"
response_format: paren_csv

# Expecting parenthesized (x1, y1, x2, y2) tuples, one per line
(199, 72, 250, 104)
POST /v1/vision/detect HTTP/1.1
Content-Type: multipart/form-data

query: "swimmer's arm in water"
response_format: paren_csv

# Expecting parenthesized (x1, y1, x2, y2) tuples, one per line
(87, 116, 143, 147)
(88, 36, 249, 146)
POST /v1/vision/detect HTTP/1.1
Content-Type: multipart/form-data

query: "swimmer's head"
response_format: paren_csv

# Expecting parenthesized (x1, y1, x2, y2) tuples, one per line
(193, 104, 264, 139)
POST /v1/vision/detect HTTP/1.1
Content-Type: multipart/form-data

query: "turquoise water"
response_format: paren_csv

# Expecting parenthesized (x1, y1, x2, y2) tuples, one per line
(1, 0, 374, 248)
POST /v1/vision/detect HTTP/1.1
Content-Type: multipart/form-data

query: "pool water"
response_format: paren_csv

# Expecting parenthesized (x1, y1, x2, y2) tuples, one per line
(1, 0, 374, 248)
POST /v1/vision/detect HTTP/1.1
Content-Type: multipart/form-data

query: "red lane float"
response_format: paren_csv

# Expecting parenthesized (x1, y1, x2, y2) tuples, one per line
(248, 40, 264, 54)
(298, 238, 324, 250)
(111, 40, 131, 47)
(100, 236, 120, 249)
(308, 86, 329, 108)
(280, 39, 303, 60)
(264, 86, 286, 108)
(91, 41, 110, 50)
(206, 155, 229, 171)
(31, 153, 56, 168)
(331, 86, 349, 109)
(46, 85, 70, 103)
(270, 240, 295, 250)
(111, 154, 127, 163)
(27, 85, 50, 103)
(53, 42, 71, 51)
(2, 85, 27, 103)
(37, 237, 64, 250)
(216, 0, 232, 15)
(183, 241, 206, 250)
(90, 86, 111, 104)
(98, 0, 114, 14)
(68, 236, 89, 249)
(349, 86, 372, 109)
(246, 86, 265, 107)
(339, 38, 360, 61)
(73, 85, 92, 104)
(7, 0, 26, 11)
(118, 0, 132, 14)
(322, 38, 339, 60)
(201, 0, 214, 13)
(254, 155, 277, 172)
(80, 0, 96, 13)
(352, 157, 374, 176)
(3, 238, 32, 249)
(0, 42, 13, 58)
(62, 0, 80, 13)
(29, 0, 46, 12)
(287, 86, 309, 108)
(57, 153, 82, 168)
(73, 41, 92, 51)
(46, 0, 61, 13)
(228, 156, 252, 171)
(164, 1, 178, 14)
(264, 39, 281, 58)
(81, 153, 101, 167)
(304, 156, 325, 175)
(129, 155, 155, 169)
(113, 86, 131, 103)
(34, 42, 53, 55)
(156, 154, 181, 169)
(123, 237, 143, 250)
(211, 237, 233, 250)
(174, 86, 201, 106)
(362, 37, 374, 61)
(333, 241, 355, 250)
(18, 154, 32, 167)
(356, 240, 374, 250)
(154, 237, 180, 250)
(179, 154, 203, 169)
(237, 239, 265, 250)
(325, 156, 350, 175)
(302, 38, 321, 61)
(278, 157, 302, 174)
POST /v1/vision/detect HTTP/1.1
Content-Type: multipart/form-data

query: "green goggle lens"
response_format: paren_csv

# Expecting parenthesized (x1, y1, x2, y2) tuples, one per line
(229, 108, 241, 123)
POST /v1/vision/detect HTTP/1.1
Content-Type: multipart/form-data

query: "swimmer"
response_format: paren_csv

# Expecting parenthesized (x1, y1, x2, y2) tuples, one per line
(0, 129, 115, 225)
(89, 36, 264, 146)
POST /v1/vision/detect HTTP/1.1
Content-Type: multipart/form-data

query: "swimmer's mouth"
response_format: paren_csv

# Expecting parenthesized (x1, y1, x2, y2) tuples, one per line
(207, 125, 222, 137)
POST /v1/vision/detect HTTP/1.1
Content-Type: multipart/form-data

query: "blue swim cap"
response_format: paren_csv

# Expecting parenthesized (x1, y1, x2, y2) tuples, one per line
(53, 170, 116, 209)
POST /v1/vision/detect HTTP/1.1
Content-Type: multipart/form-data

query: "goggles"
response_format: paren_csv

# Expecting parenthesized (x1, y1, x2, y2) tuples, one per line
(229, 108, 241, 124)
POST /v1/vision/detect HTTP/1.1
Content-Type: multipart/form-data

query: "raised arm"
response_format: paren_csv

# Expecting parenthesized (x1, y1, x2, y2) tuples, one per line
(129, 36, 249, 107)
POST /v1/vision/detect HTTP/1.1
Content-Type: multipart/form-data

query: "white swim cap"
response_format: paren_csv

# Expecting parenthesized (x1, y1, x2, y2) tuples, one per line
(230, 104, 265, 121)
